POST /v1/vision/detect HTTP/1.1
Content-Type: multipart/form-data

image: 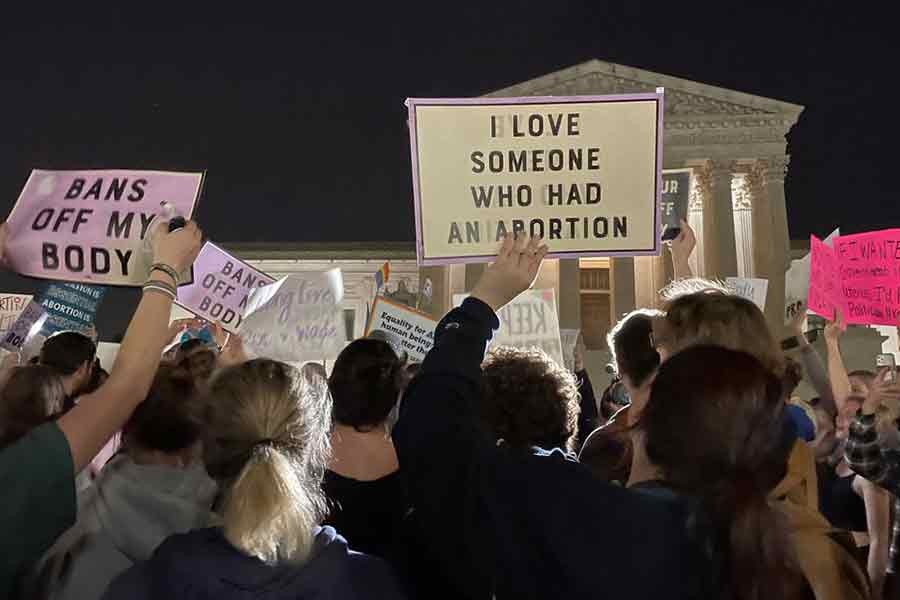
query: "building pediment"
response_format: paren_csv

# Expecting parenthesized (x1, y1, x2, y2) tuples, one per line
(486, 59, 803, 125)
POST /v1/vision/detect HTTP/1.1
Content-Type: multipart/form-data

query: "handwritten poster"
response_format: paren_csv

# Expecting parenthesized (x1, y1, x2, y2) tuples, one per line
(453, 289, 565, 366)
(726, 277, 769, 311)
(0, 294, 32, 336)
(807, 236, 840, 319)
(3, 169, 203, 286)
(239, 270, 348, 363)
(177, 243, 275, 332)
(407, 93, 664, 264)
(785, 227, 840, 323)
(365, 296, 437, 362)
(834, 229, 900, 325)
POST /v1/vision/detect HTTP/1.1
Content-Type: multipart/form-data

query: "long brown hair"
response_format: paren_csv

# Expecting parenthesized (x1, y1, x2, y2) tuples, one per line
(0, 365, 66, 448)
(639, 345, 809, 600)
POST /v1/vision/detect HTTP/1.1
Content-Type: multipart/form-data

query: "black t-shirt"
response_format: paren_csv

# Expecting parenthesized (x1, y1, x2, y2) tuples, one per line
(817, 462, 869, 534)
(323, 469, 407, 560)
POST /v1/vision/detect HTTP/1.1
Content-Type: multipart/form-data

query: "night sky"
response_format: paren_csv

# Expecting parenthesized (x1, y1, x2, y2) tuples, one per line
(0, 3, 895, 336)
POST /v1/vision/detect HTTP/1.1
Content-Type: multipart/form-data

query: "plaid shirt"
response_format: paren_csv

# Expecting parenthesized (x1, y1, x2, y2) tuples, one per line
(844, 412, 900, 573)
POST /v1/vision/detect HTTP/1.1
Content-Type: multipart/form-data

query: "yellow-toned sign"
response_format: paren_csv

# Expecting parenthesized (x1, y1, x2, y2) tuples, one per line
(406, 92, 664, 265)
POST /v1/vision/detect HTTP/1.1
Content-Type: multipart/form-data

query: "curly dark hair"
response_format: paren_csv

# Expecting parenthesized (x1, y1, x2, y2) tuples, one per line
(480, 346, 581, 453)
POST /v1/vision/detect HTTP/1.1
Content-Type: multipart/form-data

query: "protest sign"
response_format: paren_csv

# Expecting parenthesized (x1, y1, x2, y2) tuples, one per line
(365, 296, 437, 362)
(0, 299, 47, 352)
(0, 294, 32, 336)
(726, 277, 769, 311)
(453, 289, 565, 366)
(96, 342, 120, 371)
(407, 92, 664, 265)
(661, 169, 691, 237)
(240, 270, 348, 363)
(807, 236, 840, 319)
(38, 282, 105, 335)
(832, 229, 900, 325)
(177, 242, 275, 332)
(560, 328, 581, 372)
(784, 227, 840, 323)
(3, 169, 203, 286)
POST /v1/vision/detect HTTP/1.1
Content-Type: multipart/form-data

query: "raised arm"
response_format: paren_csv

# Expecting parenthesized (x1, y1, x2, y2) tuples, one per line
(844, 369, 900, 489)
(824, 310, 852, 413)
(788, 309, 836, 415)
(668, 219, 695, 280)
(56, 221, 202, 472)
(392, 235, 546, 598)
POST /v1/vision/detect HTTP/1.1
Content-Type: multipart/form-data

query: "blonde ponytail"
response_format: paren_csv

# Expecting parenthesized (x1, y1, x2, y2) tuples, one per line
(204, 359, 332, 565)
(223, 446, 322, 563)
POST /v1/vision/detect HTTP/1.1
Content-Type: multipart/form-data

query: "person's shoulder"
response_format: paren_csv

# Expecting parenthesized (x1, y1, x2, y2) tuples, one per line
(0, 421, 72, 472)
(344, 550, 407, 598)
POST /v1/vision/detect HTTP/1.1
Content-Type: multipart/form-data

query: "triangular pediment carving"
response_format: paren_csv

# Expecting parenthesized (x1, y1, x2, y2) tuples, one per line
(486, 60, 803, 122)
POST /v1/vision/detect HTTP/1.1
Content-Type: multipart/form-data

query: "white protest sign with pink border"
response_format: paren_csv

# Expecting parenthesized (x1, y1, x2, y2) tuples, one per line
(4, 169, 203, 286)
(176, 242, 275, 332)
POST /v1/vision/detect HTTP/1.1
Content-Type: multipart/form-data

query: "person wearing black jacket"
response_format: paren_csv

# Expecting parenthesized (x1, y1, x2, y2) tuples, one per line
(392, 235, 700, 600)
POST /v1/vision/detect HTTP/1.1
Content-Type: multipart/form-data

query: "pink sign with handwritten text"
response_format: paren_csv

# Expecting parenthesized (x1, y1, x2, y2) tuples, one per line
(809, 228, 900, 325)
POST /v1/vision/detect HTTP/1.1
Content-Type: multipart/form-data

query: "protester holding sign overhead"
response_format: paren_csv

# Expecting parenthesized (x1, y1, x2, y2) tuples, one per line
(392, 234, 701, 600)
(0, 217, 202, 598)
(2, 169, 202, 286)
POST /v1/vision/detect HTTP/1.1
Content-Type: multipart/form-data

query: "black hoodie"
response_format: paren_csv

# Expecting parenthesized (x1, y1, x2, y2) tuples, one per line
(102, 526, 406, 599)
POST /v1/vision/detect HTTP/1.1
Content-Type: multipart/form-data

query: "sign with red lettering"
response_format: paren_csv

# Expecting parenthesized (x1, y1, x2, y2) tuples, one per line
(176, 243, 275, 332)
(3, 169, 203, 286)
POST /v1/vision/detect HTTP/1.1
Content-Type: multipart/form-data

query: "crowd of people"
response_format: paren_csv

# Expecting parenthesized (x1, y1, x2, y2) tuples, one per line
(2, 218, 900, 599)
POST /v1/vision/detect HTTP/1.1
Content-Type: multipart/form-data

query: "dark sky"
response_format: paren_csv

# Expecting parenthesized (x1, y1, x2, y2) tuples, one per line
(0, 2, 895, 335)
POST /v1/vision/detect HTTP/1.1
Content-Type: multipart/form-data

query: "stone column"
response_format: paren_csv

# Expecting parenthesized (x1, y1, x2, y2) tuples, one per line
(611, 257, 636, 319)
(687, 173, 705, 277)
(758, 156, 792, 337)
(744, 162, 773, 283)
(700, 160, 738, 278)
(558, 259, 581, 329)
(465, 263, 486, 292)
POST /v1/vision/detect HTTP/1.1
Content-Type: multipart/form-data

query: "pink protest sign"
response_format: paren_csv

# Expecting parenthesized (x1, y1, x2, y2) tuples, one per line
(4, 169, 203, 286)
(176, 242, 275, 332)
(833, 228, 900, 326)
(807, 235, 841, 320)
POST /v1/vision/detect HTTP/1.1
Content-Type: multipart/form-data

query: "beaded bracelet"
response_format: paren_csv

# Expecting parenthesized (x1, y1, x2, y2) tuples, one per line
(143, 282, 176, 301)
(149, 263, 179, 284)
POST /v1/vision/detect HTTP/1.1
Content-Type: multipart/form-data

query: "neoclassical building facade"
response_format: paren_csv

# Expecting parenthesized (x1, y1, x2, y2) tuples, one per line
(170, 60, 805, 378)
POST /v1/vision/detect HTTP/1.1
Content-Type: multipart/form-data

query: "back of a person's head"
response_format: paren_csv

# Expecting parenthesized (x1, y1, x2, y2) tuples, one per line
(0, 365, 66, 448)
(178, 348, 217, 382)
(640, 345, 807, 599)
(607, 309, 662, 387)
(480, 346, 580, 452)
(123, 362, 205, 453)
(39, 331, 96, 375)
(655, 290, 784, 377)
(204, 359, 331, 565)
(329, 338, 404, 431)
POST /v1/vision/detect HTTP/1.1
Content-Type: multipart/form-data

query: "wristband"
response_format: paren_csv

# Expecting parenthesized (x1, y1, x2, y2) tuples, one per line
(143, 281, 177, 301)
(150, 263, 179, 284)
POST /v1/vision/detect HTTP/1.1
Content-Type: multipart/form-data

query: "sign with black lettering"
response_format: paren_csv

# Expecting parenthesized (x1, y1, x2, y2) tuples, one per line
(3, 169, 203, 286)
(406, 92, 664, 264)
(177, 242, 275, 332)
(660, 169, 691, 236)
(0, 294, 32, 337)
(38, 282, 106, 335)
(453, 289, 564, 366)
(365, 296, 437, 362)
(0, 299, 47, 352)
